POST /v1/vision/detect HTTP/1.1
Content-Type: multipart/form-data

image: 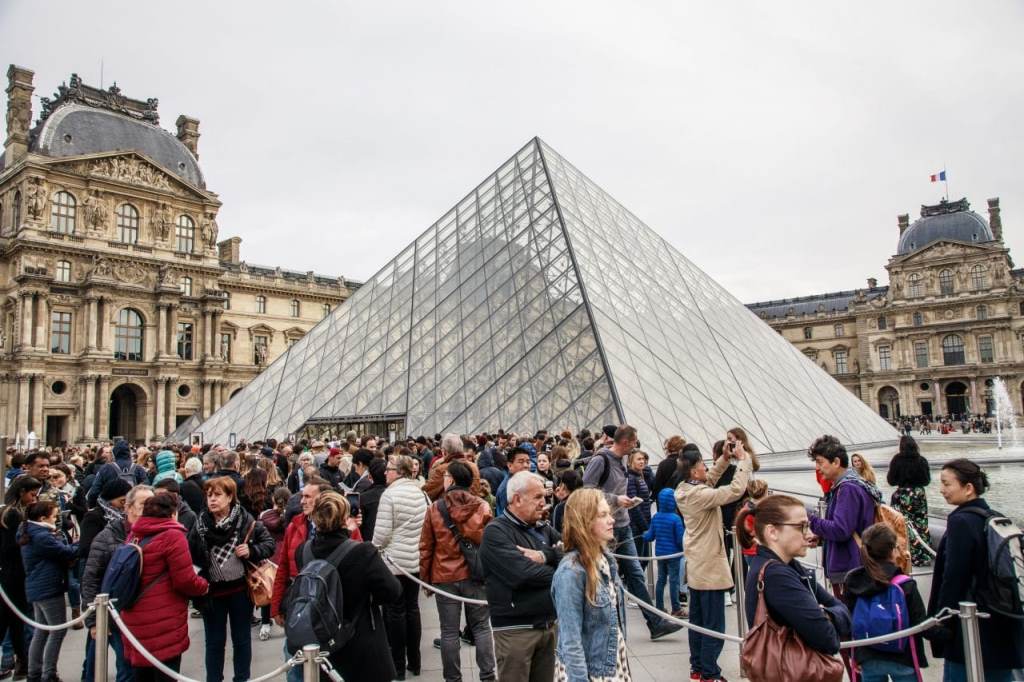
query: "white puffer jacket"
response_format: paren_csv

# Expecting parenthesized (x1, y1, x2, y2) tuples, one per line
(373, 477, 429, 575)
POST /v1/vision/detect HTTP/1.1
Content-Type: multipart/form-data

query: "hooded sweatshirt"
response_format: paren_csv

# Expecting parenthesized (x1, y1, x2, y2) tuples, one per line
(152, 450, 183, 485)
(643, 488, 684, 557)
(809, 470, 881, 580)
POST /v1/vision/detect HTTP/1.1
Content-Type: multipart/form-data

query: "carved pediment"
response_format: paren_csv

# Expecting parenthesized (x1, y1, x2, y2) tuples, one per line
(46, 152, 207, 199)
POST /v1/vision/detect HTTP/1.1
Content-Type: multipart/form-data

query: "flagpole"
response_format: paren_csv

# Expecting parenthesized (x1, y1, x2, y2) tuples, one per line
(943, 162, 949, 201)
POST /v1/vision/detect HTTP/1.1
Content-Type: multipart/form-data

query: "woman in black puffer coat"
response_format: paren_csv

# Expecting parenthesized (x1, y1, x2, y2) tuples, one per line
(299, 491, 401, 682)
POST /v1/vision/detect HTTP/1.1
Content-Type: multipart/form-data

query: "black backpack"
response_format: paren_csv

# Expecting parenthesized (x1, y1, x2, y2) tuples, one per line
(284, 540, 359, 654)
(437, 499, 485, 583)
(963, 507, 1024, 619)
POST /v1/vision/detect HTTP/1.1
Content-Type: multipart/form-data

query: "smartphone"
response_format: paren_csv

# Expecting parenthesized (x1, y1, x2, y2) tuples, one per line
(346, 492, 361, 517)
(630, 497, 643, 506)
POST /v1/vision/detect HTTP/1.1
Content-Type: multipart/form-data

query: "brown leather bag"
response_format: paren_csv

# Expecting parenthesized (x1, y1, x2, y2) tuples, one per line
(242, 522, 278, 607)
(740, 561, 845, 682)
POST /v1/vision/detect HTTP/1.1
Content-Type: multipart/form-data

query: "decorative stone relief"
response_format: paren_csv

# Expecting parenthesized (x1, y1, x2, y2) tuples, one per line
(201, 212, 218, 248)
(90, 257, 113, 279)
(80, 189, 109, 236)
(114, 261, 148, 284)
(155, 203, 173, 241)
(23, 177, 47, 220)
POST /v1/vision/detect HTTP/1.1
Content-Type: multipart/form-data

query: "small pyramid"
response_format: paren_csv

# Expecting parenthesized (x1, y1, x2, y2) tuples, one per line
(196, 139, 896, 455)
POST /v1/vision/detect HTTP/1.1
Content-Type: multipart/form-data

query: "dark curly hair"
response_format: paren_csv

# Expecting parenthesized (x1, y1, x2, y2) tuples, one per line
(807, 435, 847, 468)
(886, 439, 930, 488)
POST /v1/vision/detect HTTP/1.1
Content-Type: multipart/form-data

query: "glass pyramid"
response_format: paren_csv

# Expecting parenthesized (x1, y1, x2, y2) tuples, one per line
(196, 138, 896, 455)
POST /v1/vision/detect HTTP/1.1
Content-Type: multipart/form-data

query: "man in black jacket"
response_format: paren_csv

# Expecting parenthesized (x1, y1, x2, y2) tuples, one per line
(479, 471, 562, 682)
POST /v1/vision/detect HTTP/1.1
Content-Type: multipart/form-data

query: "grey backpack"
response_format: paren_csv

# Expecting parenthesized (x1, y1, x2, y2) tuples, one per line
(284, 540, 358, 654)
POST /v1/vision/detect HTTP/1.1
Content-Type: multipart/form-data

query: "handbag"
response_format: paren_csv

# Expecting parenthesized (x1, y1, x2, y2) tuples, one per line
(242, 522, 278, 607)
(740, 560, 845, 682)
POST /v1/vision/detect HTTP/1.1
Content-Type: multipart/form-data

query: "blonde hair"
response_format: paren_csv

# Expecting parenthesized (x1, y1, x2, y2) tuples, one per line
(851, 453, 877, 485)
(562, 488, 609, 605)
(310, 491, 350, 533)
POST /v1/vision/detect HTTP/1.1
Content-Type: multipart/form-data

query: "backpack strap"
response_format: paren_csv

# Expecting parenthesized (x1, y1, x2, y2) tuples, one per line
(437, 498, 467, 545)
(324, 539, 359, 568)
(888, 573, 923, 682)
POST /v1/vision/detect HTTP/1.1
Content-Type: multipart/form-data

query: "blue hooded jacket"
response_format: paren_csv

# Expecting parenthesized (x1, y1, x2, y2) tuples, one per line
(643, 488, 684, 557)
(19, 520, 79, 601)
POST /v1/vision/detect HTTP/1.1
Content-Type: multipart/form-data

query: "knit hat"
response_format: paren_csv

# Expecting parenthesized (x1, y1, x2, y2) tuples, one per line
(602, 424, 617, 440)
(156, 450, 176, 475)
(261, 447, 275, 458)
(112, 440, 132, 461)
(101, 478, 132, 501)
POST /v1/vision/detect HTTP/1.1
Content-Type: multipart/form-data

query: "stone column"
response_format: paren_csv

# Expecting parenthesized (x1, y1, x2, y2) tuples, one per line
(19, 293, 32, 349)
(200, 380, 210, 419)
(167, 305, 178, 356)
(156, 305, 167, 358)
(34, 296, 48, 351)
(30, 374, 43, 435)
(97, 376, 111, 440)
(81, 375, 95, 441)
(3, 377, 14, 438)
(202, 310, 212, 359)
(15, 375, 29, 440)
(934, 381, 943, 416)
(153, 378, 165, 439)
(166, 379, 178, 436)
(969, 378, 980, 416)
(85, 297, 98, 350)
(211, 380, 222, 413)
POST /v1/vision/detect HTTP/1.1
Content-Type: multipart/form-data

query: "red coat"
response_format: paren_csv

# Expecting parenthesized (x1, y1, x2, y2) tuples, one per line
(120, 516, 209, 666)
(270, 512, 362, 617)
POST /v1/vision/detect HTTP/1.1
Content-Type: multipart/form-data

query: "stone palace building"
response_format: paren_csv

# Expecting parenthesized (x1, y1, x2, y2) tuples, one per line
(0, 65, 356, 445)
(748, 194, 1024, 421)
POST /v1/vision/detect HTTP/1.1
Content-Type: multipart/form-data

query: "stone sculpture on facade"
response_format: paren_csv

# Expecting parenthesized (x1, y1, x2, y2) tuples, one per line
(201, 212, 218, 248)
(23, 177, 47, 220)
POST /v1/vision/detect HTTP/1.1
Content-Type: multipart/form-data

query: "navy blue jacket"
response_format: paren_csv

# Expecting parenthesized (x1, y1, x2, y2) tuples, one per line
(18, 521, 79, 601)
(86, 457, 147, 506)
(927, 498, 1024, 669)
(746, 546, 851, 655)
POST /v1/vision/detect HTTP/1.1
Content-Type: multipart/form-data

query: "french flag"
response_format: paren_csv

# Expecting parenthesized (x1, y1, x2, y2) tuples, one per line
(930, 170, 947, 182)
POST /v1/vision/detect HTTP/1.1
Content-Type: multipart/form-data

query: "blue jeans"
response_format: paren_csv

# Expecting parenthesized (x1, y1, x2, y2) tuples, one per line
(655, 558, 681, 612)
(82, 630, 133, 682)
(688, 588, 726, 678)
(859, 658, 918, 682)
(284, 642, 301, 682)
(203, 590, 253, 682)
(612, 525, 660, 630)
(943, 661, 1013, 682)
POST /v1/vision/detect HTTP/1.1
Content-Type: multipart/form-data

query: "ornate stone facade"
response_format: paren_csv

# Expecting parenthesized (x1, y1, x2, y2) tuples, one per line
(0, 66, 356, 445)
(748, 196, 1024, 421)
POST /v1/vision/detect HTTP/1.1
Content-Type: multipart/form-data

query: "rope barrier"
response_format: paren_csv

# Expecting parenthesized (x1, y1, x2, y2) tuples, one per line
(609, 548, 686, 561)
(107, 604, 201, 682)
(0, 581, 95, 631)
(907, 523, 938, 557)
(838, 607, 956, 649)
(619, 585, 744, 643)
(383, 554, 489, 605)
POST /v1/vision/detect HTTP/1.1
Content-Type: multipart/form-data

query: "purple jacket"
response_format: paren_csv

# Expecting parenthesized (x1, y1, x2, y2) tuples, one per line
(809, 476, 878, 580)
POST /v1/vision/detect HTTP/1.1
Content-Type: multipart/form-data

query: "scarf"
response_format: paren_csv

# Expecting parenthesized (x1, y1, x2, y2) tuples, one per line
(98, 497, 126, 526)
(198, 503, 246, 579)
(827, 469, 883, 504)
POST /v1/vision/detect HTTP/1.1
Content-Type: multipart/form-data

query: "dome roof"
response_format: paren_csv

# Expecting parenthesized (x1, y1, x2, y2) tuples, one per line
(32, 104, 204, 188)
(896, 198, 992, 256)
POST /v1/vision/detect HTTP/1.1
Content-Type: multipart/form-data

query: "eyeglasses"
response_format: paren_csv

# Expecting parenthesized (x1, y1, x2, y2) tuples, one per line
(385, 467, 397, 472)
(774, 522, 811, 533)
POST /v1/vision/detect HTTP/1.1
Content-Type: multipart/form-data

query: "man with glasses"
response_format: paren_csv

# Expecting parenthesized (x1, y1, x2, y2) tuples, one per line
(583, 425, 683, 640)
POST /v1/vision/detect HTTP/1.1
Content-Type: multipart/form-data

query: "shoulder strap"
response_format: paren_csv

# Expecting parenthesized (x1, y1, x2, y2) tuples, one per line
(324, 538, 359, 567)
(751, 559, 774, 627)
(890, 573, 912, 588)
(243, 521, 255, 545)
(961, 506, 997, 521)
(437, 499, 466, 544)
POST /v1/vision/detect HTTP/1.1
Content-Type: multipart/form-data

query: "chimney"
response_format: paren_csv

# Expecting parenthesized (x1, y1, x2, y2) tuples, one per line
(4, 65, 34, 168)
(897, 213, 909, 236)
(988, 197, 1003, 241)
(175, 114, 200, 158)
(867, 277, 878, 289)
(218, 236, 241, 264)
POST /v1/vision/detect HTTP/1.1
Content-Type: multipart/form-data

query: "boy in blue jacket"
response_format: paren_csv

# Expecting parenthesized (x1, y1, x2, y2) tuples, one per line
(644, 487, 686, 616)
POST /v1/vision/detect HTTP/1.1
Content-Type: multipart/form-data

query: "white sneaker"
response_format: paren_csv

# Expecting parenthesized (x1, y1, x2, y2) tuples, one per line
(724, 593, 733, 607)
(259, 624, 271, 641)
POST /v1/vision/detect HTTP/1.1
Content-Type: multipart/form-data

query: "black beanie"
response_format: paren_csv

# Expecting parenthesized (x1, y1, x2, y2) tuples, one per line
(101, 477, 132, 501)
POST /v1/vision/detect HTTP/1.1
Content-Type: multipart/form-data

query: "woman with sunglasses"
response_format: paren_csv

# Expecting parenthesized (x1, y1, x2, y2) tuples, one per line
(736, 494, 850, 661)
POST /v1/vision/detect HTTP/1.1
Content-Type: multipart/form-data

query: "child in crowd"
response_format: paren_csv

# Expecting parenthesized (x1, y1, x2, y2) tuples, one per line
(644, 487, 686, 617)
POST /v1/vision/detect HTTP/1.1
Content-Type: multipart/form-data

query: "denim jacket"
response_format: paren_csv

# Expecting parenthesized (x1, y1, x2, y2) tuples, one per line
(551, 550, 626, 681)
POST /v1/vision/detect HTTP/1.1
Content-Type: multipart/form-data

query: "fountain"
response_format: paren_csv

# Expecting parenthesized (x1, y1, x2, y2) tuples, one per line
(992, 376, 1020, 449)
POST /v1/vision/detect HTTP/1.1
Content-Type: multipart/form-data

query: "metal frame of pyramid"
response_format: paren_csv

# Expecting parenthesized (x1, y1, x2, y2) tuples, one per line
(196, 138, 897, 455)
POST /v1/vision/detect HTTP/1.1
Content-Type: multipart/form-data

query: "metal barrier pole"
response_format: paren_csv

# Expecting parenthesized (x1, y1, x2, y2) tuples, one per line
(958, 602, 984, 682)
(817, 499, 832, 593)
(93, 594, 110, 682)
(302, 644, 320, 682)
(732, 541, 747, 638)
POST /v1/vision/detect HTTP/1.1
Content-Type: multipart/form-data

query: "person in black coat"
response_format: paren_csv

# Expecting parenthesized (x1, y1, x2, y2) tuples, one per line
(358, 459, 388, 542)
(738, 494, 850, 656)
(180, 458, 207, 515)
(78, 478, 131, 562)
(299, 491, 401, 682)
(0, 476, 42, 678)
(928, 459, 1024, 679)
(652, 435, 686, 496)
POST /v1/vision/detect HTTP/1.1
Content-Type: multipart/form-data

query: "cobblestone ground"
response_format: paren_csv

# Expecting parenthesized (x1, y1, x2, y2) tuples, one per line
(57, 566, 944, 681)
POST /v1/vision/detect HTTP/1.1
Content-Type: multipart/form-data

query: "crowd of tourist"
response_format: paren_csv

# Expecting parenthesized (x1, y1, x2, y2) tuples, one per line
(0, 426, 1018, 682)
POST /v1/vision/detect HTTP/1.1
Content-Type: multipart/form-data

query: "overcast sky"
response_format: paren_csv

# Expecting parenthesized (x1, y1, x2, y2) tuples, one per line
(3, 2, 1022, 303)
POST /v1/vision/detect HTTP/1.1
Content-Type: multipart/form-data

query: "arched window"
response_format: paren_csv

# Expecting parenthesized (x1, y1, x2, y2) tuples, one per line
(55, 260, 71, 283)
(833, 323, 844, 338)
(256, 295, 266, 314)
(942, 334, 965, 366)
(12, 191, 21, 232)
(939, 269, 955, 296)
(116, 204, 139, 244)
(290, 299, 300, 317)
(49, 191, 76, 233)
(114, 308, 144, 361)
(912, 311, 923, 327)
(907, 273, 923, 298)
(180, 276, 193, 297)
(176, 214, 195, 253)
(971, 264, 987, 290)
(977, 304, 988, 320)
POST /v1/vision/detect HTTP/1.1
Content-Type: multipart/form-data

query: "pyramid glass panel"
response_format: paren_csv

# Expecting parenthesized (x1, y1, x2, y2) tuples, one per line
(197, 138, 896, 455)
